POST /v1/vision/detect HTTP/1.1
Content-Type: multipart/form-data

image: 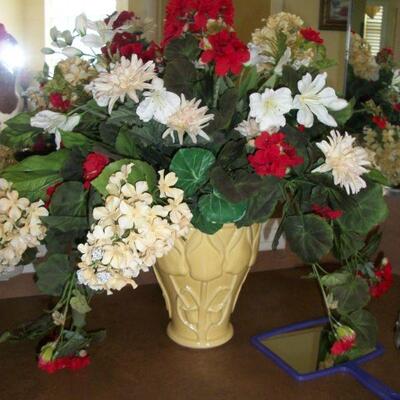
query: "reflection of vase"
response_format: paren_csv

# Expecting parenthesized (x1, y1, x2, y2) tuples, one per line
(154, 224, 261, 348)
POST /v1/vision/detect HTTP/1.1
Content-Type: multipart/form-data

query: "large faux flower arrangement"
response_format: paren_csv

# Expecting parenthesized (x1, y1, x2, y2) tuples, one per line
(0, 3, 390, 371)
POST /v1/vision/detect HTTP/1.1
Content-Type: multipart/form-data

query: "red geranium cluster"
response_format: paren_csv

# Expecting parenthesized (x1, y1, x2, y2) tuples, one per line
(49, 92, 71, 113)
(83, 152, 109, 189)
(248, 132, 303, 178)
(330, 335, 356, 356)
(38, 354, 90, 374)
(312, 204, 343, 220)
(163, 0, 235, 45)
(369, 258, 393, 298)
(372, 115, 388, 129)
(300, 27, 324, 44)
(201, 30, 249, 76)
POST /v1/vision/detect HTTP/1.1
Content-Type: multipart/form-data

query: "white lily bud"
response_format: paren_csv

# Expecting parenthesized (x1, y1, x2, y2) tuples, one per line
(62, 47, 83, 58)
(75, 13, 88, 36)
(41, 47, 55, 55)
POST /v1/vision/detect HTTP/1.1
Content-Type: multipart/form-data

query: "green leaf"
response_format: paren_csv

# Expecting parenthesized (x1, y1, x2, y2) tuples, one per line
(43, 216, 88, 232)
(35, 254, 73, 296)
(60, 131, 93, 150)
(210, 166, 262, 203)
(339, 183, 388, 235)
(344, 309, 378, 349)
(217, 139, 248, 169)
(367, 169, 390, 186)
(49, 182, 87, 217)
(199, 192, 247, 224)
(115, 127, 140, 158)
(206, 88, 238, 132)
(164, 35, 201, 61)
(170, 148, 216, 197)
(283, 215, 333, 264)
(92, 159, 157, 197)
(330, 98, 354, 126)
(191, 208, 223, 235)
(237, 176, 282, 226)
(238, 66, 259, 98)
(70, 289, 91, 313)
(321, 271, 352, 287)
(1, 150, 69, 201)
(55, 331, 91, 358)
(4, 112, 34, 131)
(330, 276, 370, 314)
(0, 127, 39, 150)
(164, 56, 197, 97)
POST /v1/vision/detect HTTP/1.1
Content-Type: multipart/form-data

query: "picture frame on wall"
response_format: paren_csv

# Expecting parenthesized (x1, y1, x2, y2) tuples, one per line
(319, 0, 350, 31)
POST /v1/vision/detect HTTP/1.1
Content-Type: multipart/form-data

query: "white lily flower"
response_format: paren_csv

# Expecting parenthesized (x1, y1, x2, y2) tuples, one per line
(274, 47, 292, 76)
(293, 72, 348, 128)
(136, 77, 180, 124)
(391, 69, 400, 93)
(62, 47, 83, 58)
(245, 43, 270, 67)
(313, 130, 371, 195)
(31, 110, 80, 149)
(249, 87, 293, 131)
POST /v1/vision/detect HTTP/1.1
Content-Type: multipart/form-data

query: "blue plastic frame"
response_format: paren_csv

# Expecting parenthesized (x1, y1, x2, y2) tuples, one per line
(251, 318, 400, 399)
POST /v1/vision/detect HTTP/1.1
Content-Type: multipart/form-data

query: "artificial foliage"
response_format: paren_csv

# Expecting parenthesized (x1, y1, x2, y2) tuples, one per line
(0, 2, 392, 372)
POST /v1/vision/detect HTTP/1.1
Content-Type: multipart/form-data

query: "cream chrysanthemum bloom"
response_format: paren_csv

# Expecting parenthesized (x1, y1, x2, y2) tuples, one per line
(87, 55, 156, 113)
(313, 130, 371, 195)
(162, 95, 214, 145)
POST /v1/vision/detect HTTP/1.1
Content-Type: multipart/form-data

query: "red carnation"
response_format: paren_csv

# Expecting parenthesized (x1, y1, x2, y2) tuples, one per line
(369, 258, 393, 298)
(297, 124, 305, 132)
(248, 132, 303, 178)
(82, 152, 109, 189)
(300, 27, 324, 44)
(201, 30, 249, 76)
(372, 115, 387, 129)
(312, 204, 343, 220)
(330, 336, 356, 356)
(49, 92, 71, 113)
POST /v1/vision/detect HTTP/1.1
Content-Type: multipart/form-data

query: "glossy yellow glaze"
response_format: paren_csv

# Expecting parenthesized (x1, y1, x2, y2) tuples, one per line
(155, 224, 261, 348)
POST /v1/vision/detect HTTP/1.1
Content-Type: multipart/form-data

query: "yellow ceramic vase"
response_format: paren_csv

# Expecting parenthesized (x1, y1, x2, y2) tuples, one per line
(154, 224, 261, 349)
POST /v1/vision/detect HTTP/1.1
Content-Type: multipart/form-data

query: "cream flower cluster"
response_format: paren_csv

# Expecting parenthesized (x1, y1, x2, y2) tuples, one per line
(86, 55, 156, 114)
(0, 179, 48, 272)
(364, 124, 400, 187)
(77, 164, 192, 294)
(349, 33, 380, 81)
(250, 13, 314, 73)
(58, 57, 94, 86)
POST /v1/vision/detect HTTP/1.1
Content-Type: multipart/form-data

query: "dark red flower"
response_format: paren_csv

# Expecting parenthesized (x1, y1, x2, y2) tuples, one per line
(372, 115, 387, 129)
(376, 47, 393, 64)
(369, 258, 393, 298)
(300, 27, 324, 44)
(393, 103, 400, 112)
(38, 355, 90, 373)
(248, 132, 303, 178)
(312, 204, 343, 220)
(200, 30, 249, 76)
(330, 336, 356, 356)
(49, 92, 71, 112)
(297, 124, 305, 132)
(82, 152, 109, 188)
(45, 182, 62, 209)
(163, 0, 235, 45)
(105, 11, 135, 29)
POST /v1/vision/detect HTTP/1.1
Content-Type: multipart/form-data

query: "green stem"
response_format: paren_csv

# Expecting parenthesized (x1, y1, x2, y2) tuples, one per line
(212, 76, 222, 109)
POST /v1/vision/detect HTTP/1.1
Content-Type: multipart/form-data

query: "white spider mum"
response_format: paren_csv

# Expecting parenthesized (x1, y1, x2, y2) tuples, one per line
(87, 55, 156, 113)
(162, 95, 214, 145)
(313, 130, 371, 195)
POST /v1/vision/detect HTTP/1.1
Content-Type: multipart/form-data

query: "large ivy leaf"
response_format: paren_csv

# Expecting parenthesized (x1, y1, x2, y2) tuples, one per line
(115, 127, 140, 158)
(217, 139, 248, 169)
(1, 150, 69, 201)
(210, 166, 262, 203)
(237, 176, 282, 227)
(164, 57, 197, 98)
(206, 88, 238, 132)
(43, 216, 88, 232)
(49, 182, 87, 217)
(60, 131, 94, 150)
(92, 158, 157, 197)
(170, 148, 216, 197)
(330, 276, 370, 314)
(35, 254, 73, 296)
(344, 309, 378, 350)
(191, 208, 223, 235)
(164, 35, 201, 61)
(339, 183, 388, 235)
(199, 192, 247, 224)
(283, 215, 333, 263)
